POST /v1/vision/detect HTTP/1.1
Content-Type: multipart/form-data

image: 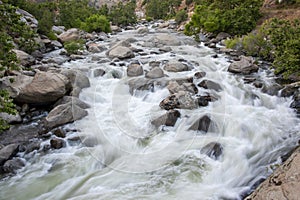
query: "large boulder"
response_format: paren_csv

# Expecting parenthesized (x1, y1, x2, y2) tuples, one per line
(107, 46, 134, 59)
(2, 158, 25, 173)
(58, 28, 80, 43)
(245, 146, 300, 200)
(45, 102, 88, 128)
(151, 110, 181, 127)
(16, 71, 69, 104)
(188, 115, 212, 133)
(164, 61, 189, 72)
(153, 34, 181, 46)
(0, 144, 19, 165)
(13, 50, 35, 67)
(145, 67, 164, 79)
(159, 91, 198, 110)
(127, 63, 143, 77)
(228, 56, 259, 75)
(127, 77, 168, 95)
(54, 96, 90, 109)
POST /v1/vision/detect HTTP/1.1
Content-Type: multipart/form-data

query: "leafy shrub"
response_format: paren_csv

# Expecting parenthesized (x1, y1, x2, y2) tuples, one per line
(185, 0, 263, 36)
(145, 0, 182, 20)
(0, 90, 17, 132)
(175, 10, 188, 24)
(81, 14, 111, 33)
(64, 40, 85, 55)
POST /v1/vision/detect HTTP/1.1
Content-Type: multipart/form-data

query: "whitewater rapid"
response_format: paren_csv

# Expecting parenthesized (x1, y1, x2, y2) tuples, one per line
(0, 27, 299, 200)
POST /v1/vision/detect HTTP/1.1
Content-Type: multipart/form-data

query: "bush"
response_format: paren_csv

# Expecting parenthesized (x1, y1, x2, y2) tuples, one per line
(145, 0, 182, 20)
(81, 14, 111, 33)
(184, 0, 263, 36)
(0, 90, 17, 132)
(175, 10, 188, 24)
(108, 1, 137, 26)
(64, 40, 85, 55)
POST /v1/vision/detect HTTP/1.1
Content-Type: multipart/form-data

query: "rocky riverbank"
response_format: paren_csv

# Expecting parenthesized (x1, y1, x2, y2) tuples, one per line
(0, 11, 299, 199)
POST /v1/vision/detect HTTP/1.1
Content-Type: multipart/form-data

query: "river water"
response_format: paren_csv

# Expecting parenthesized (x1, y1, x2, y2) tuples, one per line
(0, 26, 299, 200)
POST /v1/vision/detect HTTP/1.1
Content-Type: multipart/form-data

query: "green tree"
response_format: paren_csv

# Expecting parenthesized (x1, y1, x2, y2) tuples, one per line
(81, 14, 111, 33)
(108, 1, 137, 26)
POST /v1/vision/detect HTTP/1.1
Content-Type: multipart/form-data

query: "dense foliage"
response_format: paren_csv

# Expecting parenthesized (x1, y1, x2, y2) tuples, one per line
(81, 14, 111, 33)
(108, 1, 137, 26)
(175, 9, 188, 24)
(0, 90, 17, 132)
(184, 0, 263, 36)
(64, 39, 85, 55)
(144, 0, 182, 20)
(226, 18, 300, 78)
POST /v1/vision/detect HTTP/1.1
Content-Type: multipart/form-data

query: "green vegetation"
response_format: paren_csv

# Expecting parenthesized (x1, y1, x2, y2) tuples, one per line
(108, 1, 137, 26)
(144, 0, 182, 20)
(64, 40, 85, 55)
(225, 18, 300, 78)
(175, 9, 188, 24)
(0, 90, 17, 132)
(81, 14, 111, 33)
(184, 0, 263, 36)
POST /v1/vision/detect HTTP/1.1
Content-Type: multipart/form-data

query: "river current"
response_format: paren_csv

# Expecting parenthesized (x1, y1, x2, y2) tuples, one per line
(0, 25, 299, 200)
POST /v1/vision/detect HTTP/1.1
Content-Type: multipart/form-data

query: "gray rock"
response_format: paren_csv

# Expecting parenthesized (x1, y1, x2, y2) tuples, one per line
(194, 71, 206, 79)
(51, 40, 63, 49)
(16, 72, 69, 104)
(290, 91, 300, 115)
(127, 77, 168, 95)
(200, 142, 223, 159)
(228, 56, 259, 75)
(45, 103, 88, 128)
(13, 50, 35, 67)
(58, 28, 80, 43)
(188, 115, 212, 133)
(159, 46, 172, 52)
(137, 26, 149, 34)
(54, 96, 90, 109)
(2, 158, 25, 173)
(197, 95, 218, 107)
(107, 46, 134, 59)
(53, 128, 66, 138)
(151, 110, 181, 127)
(146, 67, 165, 79)
(52, 26, 65, 35)
(153, 34, 181, 46)
(0, 112, 22, 124)
(93, 68, 106, 77)
(0, 75, 33, 99)
(198, 80, 222, 92)
(164, 62, 189, 72)
(24, 141, 41, 154)
(60, 69, 90, 91)
(0, 144, 19, 165)
(50, 138, 65, 149)
(167, 81, 198, 94)
(216, 32, 231, 41)
(160, 91, 197, 110)
(127, 63, 143, 77)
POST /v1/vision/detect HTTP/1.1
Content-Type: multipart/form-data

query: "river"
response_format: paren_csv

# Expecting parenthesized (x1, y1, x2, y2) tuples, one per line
(0, 25, 299, 200)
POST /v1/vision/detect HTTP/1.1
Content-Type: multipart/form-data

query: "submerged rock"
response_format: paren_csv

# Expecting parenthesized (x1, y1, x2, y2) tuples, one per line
(0, 144, 19, 165)
(188, 115, 212, 133)
(198, 80, 222, 92)
(200, 142, 223, 159)
(50, 138, 65, 149)
(151, 110, 181, 127)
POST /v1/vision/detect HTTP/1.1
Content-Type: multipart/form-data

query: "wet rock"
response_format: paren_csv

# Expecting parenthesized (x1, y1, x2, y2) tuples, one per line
(24, 140, 41, 153)
(81, 137, 98, 147)
(137, 26, 149, 34)
(253, 81, 263, 88)
(45, 103, 88, 128)
(164, 61, 189, 72)
(50, 138, 65, 149)
(160, 91, 197, 110)
(153, 34, 181, 46)
(15, 72, 69, 104)
(127, 63, 143, 77)
(111, 25, 121, 32)
(198, 80, 222, 92)
(245, 146, 300, 200)
(167, 81, 198, 94)
(127, 78, 168, 95)
(2, 158, 25, 173)
(262, 84, 283, 96)
(228, 56, 259, 75)
(280, 82, 300, 97)
(107, 46, 134, 59)
(0, 144, 19, 165)
(60, 69, 90, 93)
(93, 68, 106, 77)
(53, 128, 66, 138)
(151, 110, 181, 127)
(58, 28, 80, 43)
(290, 91, 300, 115)
(159, 46, 172, 52)
(188, 115, 212, 133)
(145, 67, 165, 79)
(200, 142, 223, 159)
(87, 43, 106, 53)
(197, 95, 218, 106)
(149, 61, 161, 69)
(54, 96, 90, 109)
(216, 32, 231, 41)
